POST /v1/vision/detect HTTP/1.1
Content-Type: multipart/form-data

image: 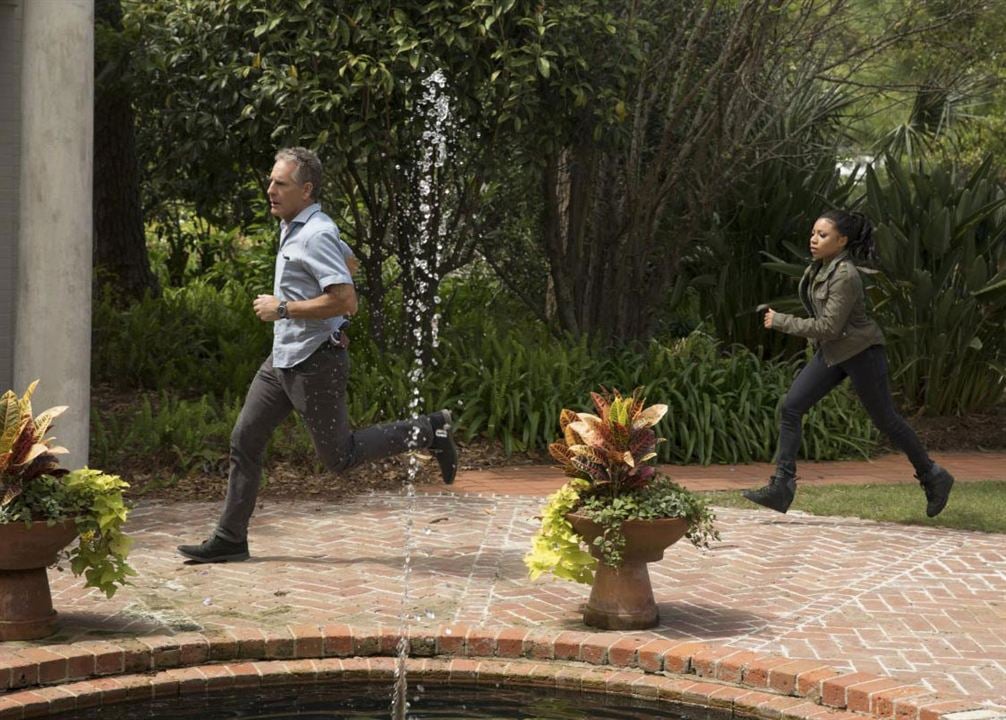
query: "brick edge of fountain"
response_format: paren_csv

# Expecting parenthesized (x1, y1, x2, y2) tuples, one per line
(0, 625, 997, 720)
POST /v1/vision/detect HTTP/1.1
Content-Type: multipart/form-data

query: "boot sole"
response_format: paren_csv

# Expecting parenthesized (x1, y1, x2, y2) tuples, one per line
(432, 410, 459, 485)
(742, 490, 792, 514)
(177, 549, 250, 563)
(437, 448, 458, 485)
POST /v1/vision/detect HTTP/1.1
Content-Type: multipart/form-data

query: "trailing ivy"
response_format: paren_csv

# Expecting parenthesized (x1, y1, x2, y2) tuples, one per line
(1, 382, 135, 598)
(3, 468, 135, 599)
(578, 476, 720, 568)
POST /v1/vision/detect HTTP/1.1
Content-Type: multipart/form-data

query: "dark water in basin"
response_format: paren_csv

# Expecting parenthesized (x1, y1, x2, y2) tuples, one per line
(52, 681, 726, 719)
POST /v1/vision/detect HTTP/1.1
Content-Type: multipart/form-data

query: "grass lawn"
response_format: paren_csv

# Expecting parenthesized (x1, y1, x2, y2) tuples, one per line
(701, 480, 1006, 534)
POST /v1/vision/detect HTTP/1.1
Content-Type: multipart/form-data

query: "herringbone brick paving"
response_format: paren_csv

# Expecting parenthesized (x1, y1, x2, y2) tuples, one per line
(12, 452, 1005, 710)
(439, 451, 1006, 495)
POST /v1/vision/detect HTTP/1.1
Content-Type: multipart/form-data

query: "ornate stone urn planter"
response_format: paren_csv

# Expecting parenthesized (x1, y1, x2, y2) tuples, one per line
(524, 389, 719, 632)
(566, 513, 689, 630)
(0, 519, 79, 641)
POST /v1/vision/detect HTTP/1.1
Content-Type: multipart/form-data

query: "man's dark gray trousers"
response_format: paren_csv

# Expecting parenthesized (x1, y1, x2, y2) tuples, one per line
(216, 342, 432, 542)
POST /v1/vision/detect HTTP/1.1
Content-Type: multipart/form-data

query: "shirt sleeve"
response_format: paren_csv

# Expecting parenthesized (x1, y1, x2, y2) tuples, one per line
(772, 264, 859, 341)
(337, 237, 356, 263)
(304, 226, 354, 290)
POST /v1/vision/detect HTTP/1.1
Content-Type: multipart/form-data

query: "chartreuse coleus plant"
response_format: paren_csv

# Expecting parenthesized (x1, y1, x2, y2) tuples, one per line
(0, 381, 135, 597)
(524, 389, 718, 582)
(525, 478, 596, 583)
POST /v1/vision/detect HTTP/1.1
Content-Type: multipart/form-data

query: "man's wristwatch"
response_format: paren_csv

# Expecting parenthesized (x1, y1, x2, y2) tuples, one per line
(277, 300, 289, 320)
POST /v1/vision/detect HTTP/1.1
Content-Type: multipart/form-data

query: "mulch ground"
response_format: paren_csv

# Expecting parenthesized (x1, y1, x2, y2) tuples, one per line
(907, 404, 1006, 452)
(118, 437, 550, 503)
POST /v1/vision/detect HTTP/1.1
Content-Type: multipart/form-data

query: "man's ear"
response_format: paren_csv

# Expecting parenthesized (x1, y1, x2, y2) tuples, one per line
(302, 182, 314, 200)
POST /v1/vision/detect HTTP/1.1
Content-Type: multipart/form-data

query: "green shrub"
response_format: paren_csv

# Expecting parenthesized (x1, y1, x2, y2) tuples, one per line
(629, 334, 878, 464)
(90, 391, 324, 477)
(865, 155, 1006, 414)
(90, 393, 240, 472)
(92, 280, 270, 396)
(759, 155, 1006, 416)
(444, 323, 597, 454)
(91, 276, 879, 468)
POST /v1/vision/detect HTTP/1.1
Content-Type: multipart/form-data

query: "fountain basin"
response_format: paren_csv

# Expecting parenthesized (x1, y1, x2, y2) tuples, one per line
(0, 626, 990, 720)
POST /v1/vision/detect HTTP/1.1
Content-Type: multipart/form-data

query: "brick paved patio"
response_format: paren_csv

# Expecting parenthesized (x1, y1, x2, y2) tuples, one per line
(2, 452, 1004, 717)
(439, 451, 1006, 495)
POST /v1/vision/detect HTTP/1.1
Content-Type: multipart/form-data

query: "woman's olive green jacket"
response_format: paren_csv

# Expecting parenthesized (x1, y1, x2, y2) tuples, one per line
(771, 250, 885, 366)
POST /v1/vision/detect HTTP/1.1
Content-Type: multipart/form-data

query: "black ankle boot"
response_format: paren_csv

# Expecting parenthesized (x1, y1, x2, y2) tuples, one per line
(743, 473, 796, 514)
(917, 462, 954, 518)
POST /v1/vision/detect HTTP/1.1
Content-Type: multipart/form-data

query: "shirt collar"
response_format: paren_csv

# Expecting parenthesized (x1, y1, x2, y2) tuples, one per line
(280, 203, 321, 236)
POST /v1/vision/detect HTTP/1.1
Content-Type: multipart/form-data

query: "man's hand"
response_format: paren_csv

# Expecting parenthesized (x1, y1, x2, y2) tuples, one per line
(254, 294, 282, 322)
(254, 285, 355, 322)
(763, 307, 776, 329)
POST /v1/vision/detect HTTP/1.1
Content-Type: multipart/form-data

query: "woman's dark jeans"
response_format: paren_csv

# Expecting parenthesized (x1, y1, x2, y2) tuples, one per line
(776, 344, 932, 477)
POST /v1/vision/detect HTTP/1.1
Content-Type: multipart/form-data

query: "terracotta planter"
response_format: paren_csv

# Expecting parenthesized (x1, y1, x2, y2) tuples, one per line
(0, 519, 79, 641)
(566, 512, 689, 630)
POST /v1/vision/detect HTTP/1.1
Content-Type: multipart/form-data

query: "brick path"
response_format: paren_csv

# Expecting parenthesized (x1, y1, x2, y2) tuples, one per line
(4, 451, 1006, 713)
(440, 451, 1006, 495)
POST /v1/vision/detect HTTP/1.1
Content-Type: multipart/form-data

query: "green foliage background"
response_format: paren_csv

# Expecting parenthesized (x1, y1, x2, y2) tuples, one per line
(90, 275, 881, 471)
(91, 0, 1005, 478)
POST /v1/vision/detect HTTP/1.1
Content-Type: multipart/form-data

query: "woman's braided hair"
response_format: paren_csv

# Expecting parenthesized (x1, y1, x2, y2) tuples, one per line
(818, 209, 877, 263)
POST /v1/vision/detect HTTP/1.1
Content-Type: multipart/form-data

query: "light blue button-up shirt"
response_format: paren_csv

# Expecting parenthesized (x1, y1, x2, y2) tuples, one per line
(272, 203, 355, 368)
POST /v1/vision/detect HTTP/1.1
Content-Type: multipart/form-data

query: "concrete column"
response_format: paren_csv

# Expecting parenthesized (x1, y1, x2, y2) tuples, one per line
(0, 1, 21, 393)
(14, 0, 94, 469)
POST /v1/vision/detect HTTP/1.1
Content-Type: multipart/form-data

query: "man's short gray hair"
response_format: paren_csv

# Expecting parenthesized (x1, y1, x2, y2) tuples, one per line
(275, 147, 322, 200)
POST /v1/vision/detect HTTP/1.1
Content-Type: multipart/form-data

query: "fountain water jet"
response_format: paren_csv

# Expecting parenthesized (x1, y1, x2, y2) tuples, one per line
(391, 68, 453, 720)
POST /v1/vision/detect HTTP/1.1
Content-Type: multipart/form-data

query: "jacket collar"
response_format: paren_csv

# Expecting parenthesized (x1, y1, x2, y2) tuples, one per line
(811, 250, 849, 284)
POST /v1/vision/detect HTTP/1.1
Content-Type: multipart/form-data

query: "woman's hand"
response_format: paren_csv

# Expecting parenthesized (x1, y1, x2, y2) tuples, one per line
(763, 307, 776, 329)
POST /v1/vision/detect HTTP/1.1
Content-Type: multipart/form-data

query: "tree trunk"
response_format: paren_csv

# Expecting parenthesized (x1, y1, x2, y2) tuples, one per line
(542, 153, 580, 335)
(542, 144, 674, 345)
(93, 0, 159, 302)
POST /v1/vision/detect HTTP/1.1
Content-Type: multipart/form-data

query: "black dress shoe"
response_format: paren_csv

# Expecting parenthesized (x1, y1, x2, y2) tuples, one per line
(742, 474, 796, 513)
(177, 535, 250, 563)
(917, 463, 954, 517)
(429, 410, 459, 485)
